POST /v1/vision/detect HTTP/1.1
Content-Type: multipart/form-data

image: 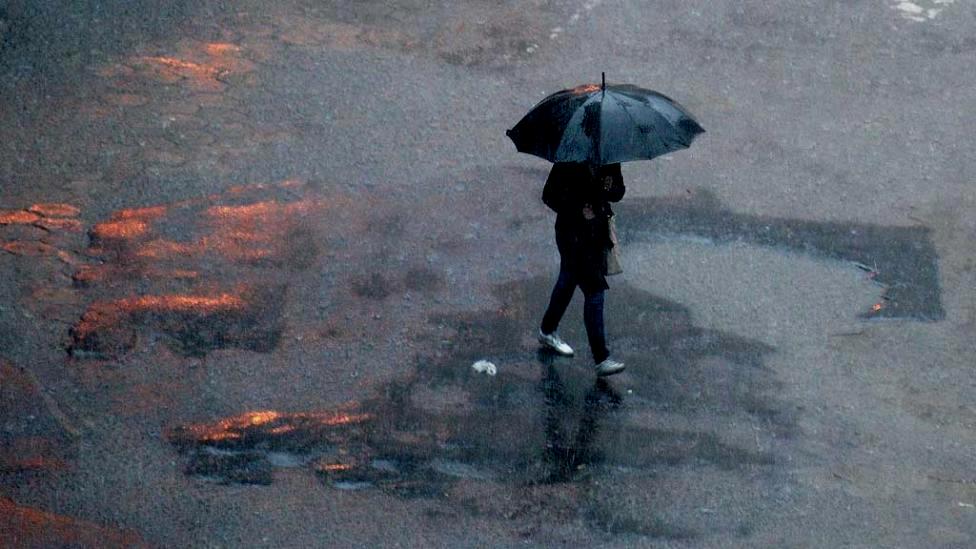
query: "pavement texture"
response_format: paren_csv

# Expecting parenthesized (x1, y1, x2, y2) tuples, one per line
(1, 0, 974, 547)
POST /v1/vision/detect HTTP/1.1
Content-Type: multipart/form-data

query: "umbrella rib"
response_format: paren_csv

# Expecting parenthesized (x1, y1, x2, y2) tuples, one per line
(587, 91, 604, 164)
(555, 91, 600, 163)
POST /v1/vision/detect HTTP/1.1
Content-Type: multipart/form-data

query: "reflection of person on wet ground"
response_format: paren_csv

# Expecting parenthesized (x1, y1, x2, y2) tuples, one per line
(538, 162, 626, 376)
(538, 351, 622, 483)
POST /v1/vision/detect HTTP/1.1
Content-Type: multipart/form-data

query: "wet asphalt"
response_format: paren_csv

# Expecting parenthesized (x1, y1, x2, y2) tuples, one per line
(1, 0, 975, 547)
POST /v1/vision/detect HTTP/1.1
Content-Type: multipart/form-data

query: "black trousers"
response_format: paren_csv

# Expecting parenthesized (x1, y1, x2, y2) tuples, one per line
(540, 264, 610, 364)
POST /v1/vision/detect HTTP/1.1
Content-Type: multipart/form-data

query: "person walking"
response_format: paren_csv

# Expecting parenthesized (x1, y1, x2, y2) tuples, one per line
(537, 161, 626, 377)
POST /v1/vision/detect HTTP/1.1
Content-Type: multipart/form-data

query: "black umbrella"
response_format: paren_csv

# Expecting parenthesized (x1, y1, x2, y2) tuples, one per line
(506, 73, 704, 165)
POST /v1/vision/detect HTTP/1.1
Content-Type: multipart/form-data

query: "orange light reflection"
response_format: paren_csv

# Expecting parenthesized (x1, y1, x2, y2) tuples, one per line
(248, 411, 281, 425)
(90, 197, 321, 262)
(120, 293, 245, 313)
(34, 218, 83, 232)
(176, 409, 374, 445)
(72, 291, 247, 342)
(0, 210, 41, 225)
(317, 463, 354, 472)
(205, 43, 241, 56)
(142, 56, 218, 78)
(2, 241, 55, 256)
(91, 219, 149, 240)
(28, 203, 81, 218)
(570, 83, 601, 95)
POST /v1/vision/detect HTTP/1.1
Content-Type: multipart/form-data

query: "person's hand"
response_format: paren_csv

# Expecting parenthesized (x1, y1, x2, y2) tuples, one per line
(582, 204, 595, 220)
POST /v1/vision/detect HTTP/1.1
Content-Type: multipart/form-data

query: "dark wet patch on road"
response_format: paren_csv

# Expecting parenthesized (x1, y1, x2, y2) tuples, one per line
(403, 267, 446, 293)
(615, 189, 943, 320)
(70, 285, 286, 358)
(65, 180, 327, 358)
(353, 268, 446, 300)
(0, 360, 77, 476)
(168, 275, 787, 539)
(0, 496, 149, 548)
(0, 203, 84, 260)
(168, 408, 372, 485)
(0, 361, 136, 547)
(351, 273, 395, 300)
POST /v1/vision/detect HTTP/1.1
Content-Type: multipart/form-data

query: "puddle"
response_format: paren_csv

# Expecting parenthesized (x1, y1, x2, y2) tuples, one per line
(621, 239, 885, 344)
(168, 275, 786, 538)
(615, 189, 943, 320)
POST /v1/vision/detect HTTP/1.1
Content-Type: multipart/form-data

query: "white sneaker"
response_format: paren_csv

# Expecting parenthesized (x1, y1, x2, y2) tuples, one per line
(538, 330, 574, 356)
(595, 358, 625, 377)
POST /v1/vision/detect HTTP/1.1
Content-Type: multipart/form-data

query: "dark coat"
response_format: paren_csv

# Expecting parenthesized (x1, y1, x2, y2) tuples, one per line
(542, 162, 625, 292)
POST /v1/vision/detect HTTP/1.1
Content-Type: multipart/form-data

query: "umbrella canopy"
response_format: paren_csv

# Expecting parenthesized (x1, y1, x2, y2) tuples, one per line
(506, 74, 705, 165)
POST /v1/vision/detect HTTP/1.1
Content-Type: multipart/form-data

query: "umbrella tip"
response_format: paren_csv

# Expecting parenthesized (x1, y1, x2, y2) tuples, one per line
(601, 72, 606, 91)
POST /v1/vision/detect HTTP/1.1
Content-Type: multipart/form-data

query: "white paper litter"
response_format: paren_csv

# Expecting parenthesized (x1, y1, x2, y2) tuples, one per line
(471, 360, 497, 376)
